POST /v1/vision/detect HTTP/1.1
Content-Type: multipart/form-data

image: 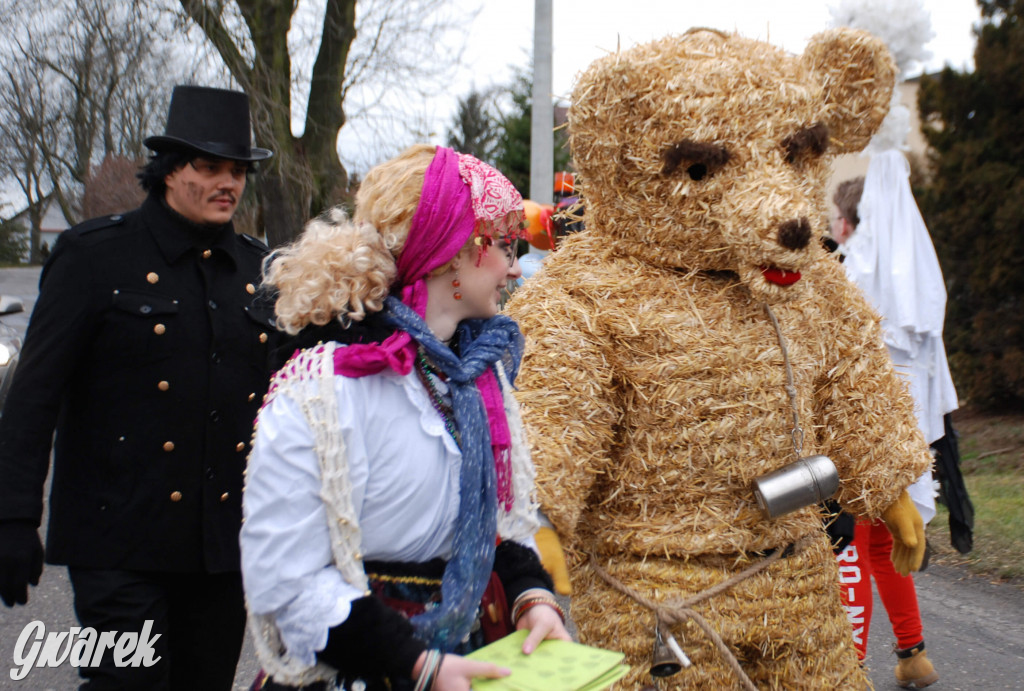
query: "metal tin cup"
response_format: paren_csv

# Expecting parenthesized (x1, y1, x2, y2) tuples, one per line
(752, 455, 840, 519)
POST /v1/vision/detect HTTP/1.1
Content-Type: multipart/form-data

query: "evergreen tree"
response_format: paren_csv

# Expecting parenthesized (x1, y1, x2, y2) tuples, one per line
(917, 0, 1024, 407)
(0, 218, 28, 265)
(493, 69, 571, 200)
(446, 89, 499, 163)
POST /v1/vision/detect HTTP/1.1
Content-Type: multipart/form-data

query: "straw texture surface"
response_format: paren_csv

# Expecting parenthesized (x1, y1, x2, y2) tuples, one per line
(506, 27, 929, 689)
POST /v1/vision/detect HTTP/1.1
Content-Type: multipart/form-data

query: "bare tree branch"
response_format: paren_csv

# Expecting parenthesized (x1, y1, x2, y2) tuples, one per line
(0, 63, 59, 261)
(177, 0, 253, 83)
(304, 0, 355, 140)
(0, 0, 188, 257)
(143, 0, 471, 244)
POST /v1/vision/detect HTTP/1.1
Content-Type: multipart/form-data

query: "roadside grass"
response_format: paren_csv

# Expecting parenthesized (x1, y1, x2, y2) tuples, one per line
(926, 407, 1024, 590)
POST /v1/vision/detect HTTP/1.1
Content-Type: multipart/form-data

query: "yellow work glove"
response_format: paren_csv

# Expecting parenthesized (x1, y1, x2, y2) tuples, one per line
(535, 526, 572, 595)
(880, 489, 926, 576)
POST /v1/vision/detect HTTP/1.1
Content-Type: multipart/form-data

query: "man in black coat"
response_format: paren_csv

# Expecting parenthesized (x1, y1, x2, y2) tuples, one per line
(0, 85, 278, 690)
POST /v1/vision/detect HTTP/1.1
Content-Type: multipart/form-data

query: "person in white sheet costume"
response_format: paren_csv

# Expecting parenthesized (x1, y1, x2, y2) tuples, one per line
(842, 150, 959, 511)
(832, 143, 958, 688)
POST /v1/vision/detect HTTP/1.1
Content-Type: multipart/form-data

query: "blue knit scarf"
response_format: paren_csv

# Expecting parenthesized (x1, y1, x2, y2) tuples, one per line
(382, 295, 524, 651)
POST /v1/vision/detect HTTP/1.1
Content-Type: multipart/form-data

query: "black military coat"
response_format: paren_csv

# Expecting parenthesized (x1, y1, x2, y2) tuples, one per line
(0, 194, 277, 573)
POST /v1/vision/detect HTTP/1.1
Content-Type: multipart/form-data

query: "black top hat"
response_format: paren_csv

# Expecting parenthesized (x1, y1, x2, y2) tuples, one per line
(144, 85, 273, 162)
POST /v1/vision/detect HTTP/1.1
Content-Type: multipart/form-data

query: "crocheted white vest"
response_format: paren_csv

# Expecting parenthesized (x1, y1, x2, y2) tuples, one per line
(247, 342, 539, 685)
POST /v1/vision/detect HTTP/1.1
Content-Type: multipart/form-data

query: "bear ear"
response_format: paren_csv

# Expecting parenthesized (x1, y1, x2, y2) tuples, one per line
(568, 54, 646, 184)
(802, 28, 897, 155)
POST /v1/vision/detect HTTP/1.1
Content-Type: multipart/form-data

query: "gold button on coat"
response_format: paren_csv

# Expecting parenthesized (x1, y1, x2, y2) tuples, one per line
(158, 380, 170, 391)
(259, 332, 268, 343)
(146, 272, 159, 284)
(202, 249, 212, 259)
(154, 323, 166, 335)
(170, 491, 182, 502)
(246, 283, 256, 294)
(163, 441, 175, 452)
(220, 493, 230, 502)
(236, 442, 245, 452)
(248, 393, 256, 402)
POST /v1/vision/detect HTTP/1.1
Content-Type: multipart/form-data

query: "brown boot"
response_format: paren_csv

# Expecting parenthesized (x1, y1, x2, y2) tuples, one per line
(895, 641, 939, 688)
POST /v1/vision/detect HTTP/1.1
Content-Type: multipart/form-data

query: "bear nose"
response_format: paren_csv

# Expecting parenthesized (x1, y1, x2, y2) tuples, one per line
(778, 218, 812, 250)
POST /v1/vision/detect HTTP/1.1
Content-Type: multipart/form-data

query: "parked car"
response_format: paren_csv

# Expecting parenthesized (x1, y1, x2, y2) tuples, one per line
(0, 294, 24, 414)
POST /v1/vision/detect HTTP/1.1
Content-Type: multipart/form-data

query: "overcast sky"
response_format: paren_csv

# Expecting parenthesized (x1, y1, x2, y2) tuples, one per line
(1, 1, 982, 218)
(457, 0, 979, 100)
(337, 0, 980, 171)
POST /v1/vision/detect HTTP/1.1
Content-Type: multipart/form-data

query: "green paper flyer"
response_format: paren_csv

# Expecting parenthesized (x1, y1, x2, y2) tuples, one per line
(466, 630, 629, 691)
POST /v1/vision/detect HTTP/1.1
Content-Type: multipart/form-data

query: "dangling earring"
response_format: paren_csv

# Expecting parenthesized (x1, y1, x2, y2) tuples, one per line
(452, 271, 462, 300)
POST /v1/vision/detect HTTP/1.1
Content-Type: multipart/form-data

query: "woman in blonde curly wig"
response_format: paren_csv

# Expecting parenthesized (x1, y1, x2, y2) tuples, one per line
(243, 145, 570, 691)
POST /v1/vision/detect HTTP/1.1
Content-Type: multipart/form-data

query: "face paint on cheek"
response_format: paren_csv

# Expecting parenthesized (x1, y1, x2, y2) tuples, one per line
(185, 182, 205, 204)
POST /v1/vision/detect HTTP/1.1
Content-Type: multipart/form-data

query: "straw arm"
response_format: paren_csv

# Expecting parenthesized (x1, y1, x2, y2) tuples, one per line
(809, 270, 933, 519)
(506, 280, 621, 544)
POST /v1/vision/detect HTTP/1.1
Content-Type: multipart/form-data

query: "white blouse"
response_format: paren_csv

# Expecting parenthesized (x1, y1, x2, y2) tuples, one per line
(242, 362, 535, 667)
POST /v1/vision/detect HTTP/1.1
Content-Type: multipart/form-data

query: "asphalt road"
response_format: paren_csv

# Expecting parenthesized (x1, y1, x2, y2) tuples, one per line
(1, 266, 1023, 690)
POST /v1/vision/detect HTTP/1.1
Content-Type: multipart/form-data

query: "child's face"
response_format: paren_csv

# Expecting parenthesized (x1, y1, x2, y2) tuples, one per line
(831, 208, 855, 245)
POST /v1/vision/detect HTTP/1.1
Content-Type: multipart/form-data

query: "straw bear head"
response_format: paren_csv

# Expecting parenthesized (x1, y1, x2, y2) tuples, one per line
(568, 28, 896, 304)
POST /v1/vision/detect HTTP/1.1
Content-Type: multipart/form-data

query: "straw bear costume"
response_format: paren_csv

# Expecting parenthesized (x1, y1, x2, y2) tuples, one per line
(505, 29, 933, 689)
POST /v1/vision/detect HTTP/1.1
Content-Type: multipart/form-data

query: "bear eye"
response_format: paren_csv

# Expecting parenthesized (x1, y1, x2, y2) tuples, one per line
(662, 140, 730, 180)
(686, 163, 709, 181)
(781, 123, 829, 164)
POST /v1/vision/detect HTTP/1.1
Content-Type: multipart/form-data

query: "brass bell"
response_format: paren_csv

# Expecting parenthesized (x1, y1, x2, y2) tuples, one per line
(650, 627, 682, 678)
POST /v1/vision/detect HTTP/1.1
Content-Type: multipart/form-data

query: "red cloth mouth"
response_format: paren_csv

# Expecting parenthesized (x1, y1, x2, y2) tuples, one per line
(761, 266, 802, 285)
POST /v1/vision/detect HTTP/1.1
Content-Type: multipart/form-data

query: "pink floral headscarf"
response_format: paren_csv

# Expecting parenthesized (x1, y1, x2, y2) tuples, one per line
(334, 147, 524, 377)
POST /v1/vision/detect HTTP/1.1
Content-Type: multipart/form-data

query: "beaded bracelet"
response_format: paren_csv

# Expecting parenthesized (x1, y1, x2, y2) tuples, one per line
(513, 598, 566, 624)
(511, 588, 557, 609)
(511, 589, 563, 619)
(511, 591, 566, 625)
(412, 649, 443, 691)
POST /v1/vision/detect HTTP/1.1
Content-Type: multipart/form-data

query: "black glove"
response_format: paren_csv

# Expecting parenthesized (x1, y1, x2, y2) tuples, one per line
(0, 520, 44, 607)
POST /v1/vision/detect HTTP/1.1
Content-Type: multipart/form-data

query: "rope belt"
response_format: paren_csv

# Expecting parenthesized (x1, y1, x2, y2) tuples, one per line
(588, 535, 813, 691)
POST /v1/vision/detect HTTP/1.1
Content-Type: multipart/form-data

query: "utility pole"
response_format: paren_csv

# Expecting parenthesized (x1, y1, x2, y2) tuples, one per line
(530, 0, 553, 207)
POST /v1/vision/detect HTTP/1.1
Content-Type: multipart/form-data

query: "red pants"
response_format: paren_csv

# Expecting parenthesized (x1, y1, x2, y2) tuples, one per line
(836, 518, 923, 658)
